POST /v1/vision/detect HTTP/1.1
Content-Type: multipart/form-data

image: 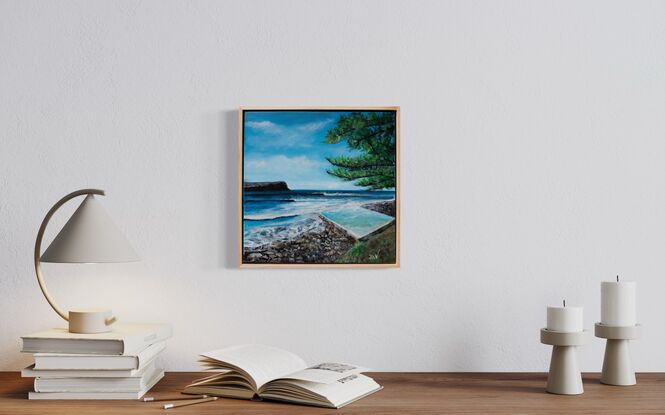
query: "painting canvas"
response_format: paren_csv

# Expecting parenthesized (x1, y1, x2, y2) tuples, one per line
(240, 107, 399, 267)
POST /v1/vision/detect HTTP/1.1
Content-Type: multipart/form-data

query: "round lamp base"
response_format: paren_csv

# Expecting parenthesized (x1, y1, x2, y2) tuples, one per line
(68, 309, 116, 333)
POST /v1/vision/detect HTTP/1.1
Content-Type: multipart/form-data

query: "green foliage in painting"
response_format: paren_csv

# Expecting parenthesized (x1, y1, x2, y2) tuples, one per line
(337, 223, 396, 264)
(324, 112, 396, 190)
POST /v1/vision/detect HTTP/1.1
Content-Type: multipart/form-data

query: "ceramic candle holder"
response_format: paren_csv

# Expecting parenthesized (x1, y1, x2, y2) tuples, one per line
(594, 323, 642, 386)
(540, 328, 588, 395)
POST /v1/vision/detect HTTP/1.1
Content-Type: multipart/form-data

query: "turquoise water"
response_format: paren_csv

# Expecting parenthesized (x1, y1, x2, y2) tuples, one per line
(321, 207, 394, 238)
(243, 189, 394, 247)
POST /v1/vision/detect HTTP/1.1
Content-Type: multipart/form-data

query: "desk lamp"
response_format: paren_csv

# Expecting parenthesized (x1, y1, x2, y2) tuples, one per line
(34, 189, 139, 333)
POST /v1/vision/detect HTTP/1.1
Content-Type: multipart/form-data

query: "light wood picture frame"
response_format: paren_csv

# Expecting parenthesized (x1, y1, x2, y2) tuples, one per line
(239, 107, 400, 268)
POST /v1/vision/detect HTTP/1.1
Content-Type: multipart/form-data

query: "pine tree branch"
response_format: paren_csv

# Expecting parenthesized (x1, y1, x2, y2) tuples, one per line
(325, 157, 395, 170)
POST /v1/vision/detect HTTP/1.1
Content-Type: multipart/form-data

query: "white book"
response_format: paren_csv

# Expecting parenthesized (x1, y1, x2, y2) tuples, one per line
(28, 368, 164, 400)
(33, 364, 160, 393)
(22, 359, 157, 379)
(183, 344, 381, 409)
(32, 341, 166, 371)
(21, 323, 172, 355)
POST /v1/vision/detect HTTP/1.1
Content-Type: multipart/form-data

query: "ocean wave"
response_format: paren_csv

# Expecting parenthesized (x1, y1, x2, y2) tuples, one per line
(242, 192, 396, 246)
(244, 198, 390, 222)
(243, 215, 325, 248)
(289, 191, 326, 196)
(322, 192, 360, 197)
(244, 213, 300, 221)
(244, 198, 295, 203)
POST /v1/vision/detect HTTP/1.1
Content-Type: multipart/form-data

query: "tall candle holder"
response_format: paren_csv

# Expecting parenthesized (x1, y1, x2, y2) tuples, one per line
(594, 323, 642, 386)
(540, 328, 588, 395)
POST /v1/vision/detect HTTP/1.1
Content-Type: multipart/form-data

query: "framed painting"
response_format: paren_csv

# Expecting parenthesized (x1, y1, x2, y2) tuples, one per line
(239, 107, 400, 267)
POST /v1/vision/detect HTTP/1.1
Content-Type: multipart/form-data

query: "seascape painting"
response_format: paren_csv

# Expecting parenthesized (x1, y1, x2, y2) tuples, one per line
(240, 108, 399, 267)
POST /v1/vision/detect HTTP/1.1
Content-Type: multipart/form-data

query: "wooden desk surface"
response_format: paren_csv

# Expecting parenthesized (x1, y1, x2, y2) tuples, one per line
(1, 372, 664, 414)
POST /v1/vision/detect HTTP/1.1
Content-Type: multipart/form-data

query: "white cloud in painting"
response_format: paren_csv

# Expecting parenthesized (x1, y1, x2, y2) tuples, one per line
(246, 120, 282, 134)
(246, 118, 334, 148)
(295, 119, 333, 133)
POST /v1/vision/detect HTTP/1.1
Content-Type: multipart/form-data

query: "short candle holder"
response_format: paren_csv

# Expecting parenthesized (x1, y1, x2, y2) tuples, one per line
(540, 328, 588, 395)
(594, 323, 642, 386)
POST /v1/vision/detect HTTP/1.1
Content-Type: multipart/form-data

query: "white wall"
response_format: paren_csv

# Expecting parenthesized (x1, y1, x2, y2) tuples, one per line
(1, 0, 665, 372)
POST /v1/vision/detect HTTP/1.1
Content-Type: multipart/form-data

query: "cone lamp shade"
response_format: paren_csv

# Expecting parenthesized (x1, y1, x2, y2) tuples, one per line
(41, 195, 139, 263)
(34, 189, 139, 333)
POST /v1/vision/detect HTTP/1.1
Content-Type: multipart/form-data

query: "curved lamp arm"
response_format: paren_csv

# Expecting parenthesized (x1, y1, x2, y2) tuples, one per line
(34, 189, 106, 322)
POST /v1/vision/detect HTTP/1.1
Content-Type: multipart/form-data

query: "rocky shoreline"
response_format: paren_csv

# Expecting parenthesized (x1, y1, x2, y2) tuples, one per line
(362, 199, 396, 217)
(243, 199, 396, 264)
(243, 217, 356, 264)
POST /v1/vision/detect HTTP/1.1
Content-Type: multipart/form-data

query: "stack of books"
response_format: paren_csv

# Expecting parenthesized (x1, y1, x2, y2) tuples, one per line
(20, 323, 172, 400)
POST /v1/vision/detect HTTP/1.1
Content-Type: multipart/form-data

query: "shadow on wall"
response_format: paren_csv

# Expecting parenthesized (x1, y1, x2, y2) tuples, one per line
(221, 110, 239, 269)
(4, 353, 32, 373)
(201, 109, 239, 270)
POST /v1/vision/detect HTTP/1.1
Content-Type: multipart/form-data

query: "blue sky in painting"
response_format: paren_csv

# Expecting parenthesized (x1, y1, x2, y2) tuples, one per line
(243, 111, 361, 190)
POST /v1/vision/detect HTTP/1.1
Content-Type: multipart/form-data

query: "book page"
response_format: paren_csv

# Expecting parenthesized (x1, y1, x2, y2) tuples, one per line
(261, 374, 381, 408)
(282, 362, 369, 384)
(201, 345, 307, 389)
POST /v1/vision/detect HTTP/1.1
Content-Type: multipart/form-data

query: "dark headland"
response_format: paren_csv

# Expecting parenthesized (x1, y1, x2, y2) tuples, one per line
(243, 181, 290, 191)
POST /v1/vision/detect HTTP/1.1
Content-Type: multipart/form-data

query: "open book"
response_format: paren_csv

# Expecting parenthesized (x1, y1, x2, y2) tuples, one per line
(183, 345, 381, 409)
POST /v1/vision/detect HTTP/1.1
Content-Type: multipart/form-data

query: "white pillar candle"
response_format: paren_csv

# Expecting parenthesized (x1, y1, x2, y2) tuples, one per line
(601, 279, 636, 326)
(547, 302, 583, 332)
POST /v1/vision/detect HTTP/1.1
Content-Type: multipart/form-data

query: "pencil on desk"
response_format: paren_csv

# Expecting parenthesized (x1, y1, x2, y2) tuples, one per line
(143, 395, 208, 402)
(164, 396, 218, 409)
